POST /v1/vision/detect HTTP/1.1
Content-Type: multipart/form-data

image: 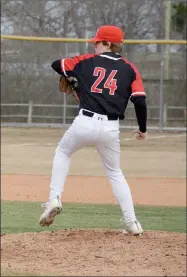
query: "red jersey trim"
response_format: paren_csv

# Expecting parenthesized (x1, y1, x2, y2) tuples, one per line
(60, 54, 96, 74)
(131, 92, 146, 97)
(121, 58, 145, 94)
(60, 59, 68, 77)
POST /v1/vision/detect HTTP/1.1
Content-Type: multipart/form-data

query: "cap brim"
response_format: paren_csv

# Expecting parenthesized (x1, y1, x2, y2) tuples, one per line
(87, 37, 102, 43)
(88, 38, 124, 43)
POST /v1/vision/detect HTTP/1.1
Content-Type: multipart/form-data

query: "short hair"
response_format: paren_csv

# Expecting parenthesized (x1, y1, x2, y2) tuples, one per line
(102, 41, 123, 54)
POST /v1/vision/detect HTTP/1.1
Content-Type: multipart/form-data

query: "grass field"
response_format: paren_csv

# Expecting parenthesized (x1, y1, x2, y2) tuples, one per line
(2, 201, 186, 234)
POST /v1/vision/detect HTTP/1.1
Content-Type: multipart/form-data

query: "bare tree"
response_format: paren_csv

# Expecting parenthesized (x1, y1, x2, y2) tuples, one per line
(1, 0, 185, 109)
(75, 0, 165, 59)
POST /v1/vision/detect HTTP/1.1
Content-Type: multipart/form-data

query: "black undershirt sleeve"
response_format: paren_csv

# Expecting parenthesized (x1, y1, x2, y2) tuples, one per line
(51, 60, 63, 75)
(130, 96, 147, 133)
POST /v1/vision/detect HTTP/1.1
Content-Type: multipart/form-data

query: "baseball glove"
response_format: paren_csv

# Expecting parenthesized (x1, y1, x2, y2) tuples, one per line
(59, 75, 79, 102)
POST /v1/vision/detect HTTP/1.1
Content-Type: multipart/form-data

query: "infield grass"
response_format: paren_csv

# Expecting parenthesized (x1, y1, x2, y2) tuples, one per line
(1, 200, 186, 234)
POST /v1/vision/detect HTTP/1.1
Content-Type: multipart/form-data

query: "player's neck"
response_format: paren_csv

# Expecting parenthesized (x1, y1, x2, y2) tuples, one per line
(102, 49, 112, 53)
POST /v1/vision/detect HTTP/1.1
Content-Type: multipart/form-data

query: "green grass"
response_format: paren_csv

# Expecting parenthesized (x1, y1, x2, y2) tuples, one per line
(1, 200, 186, 234)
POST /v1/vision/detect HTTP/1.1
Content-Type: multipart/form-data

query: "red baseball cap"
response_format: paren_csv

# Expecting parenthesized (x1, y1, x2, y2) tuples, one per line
(88, 25, 124, 43)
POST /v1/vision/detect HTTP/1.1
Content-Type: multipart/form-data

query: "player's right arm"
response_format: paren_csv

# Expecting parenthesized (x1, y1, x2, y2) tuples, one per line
(129, 63, 147, 138)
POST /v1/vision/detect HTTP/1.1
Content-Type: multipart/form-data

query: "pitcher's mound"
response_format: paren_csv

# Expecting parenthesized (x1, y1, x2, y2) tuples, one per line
(1, 229, 186, 276)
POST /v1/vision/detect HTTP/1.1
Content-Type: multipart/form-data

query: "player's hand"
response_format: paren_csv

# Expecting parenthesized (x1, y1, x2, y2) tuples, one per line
(132, 129, 147, 140)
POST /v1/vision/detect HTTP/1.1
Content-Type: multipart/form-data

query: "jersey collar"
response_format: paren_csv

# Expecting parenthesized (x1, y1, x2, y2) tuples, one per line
(101, 52, 121, 57)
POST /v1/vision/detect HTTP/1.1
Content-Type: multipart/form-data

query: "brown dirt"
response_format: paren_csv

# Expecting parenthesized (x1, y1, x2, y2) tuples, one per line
(1, 128, 186, 276)
(1, 230, 186, 276)
(1, 174, 186, 206)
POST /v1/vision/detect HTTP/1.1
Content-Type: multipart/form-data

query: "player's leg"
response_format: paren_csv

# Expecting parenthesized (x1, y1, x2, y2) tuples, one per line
(48, 125, 82, 202)
(39, 125, 81, 226)
(39, 115, 97, 226)
(50, 115, 98, 199)
(96, 134, 143, 235)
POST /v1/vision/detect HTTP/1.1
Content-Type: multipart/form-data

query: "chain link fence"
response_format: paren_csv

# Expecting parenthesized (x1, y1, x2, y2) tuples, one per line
(1, 38, 186, 130)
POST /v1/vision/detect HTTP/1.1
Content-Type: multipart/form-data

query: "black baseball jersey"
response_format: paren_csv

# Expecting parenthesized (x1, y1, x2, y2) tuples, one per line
(52, 52, 146, 120)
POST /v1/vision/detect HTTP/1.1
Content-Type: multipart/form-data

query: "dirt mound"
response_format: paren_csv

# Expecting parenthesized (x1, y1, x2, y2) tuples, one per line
(1, 229, 186, 276)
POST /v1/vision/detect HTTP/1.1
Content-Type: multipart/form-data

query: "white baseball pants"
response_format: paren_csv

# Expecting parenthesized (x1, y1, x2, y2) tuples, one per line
(49, 109, 137, 224)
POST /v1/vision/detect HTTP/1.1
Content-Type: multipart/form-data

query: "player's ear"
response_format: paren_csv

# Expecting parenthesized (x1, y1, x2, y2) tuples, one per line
(102, 40, 111, 49)
(107, 42, 111, 49)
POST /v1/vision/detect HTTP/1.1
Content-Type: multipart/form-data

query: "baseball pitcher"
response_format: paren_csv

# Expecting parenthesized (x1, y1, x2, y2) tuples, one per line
(39, 25, 147, 235)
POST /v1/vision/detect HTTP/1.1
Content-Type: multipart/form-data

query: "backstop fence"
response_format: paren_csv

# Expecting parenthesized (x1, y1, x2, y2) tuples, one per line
(1, 35, 186, 131)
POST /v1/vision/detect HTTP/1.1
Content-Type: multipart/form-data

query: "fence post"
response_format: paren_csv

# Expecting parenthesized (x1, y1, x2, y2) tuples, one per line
(63, 43, 68, 126)
(163, 104, 168, 126)
(28, 101, 33, 124)
(159, 44, 165, 132)
(164, 0, 171, 80)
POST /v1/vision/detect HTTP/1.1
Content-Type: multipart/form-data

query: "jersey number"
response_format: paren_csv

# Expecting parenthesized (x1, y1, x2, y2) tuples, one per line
(91, 67, 118, 95)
